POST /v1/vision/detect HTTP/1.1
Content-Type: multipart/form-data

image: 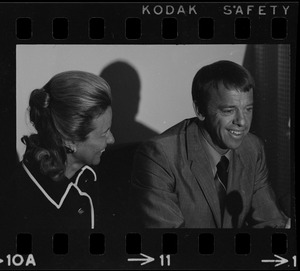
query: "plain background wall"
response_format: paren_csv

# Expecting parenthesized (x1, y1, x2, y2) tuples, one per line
(16, 44, 246, 158)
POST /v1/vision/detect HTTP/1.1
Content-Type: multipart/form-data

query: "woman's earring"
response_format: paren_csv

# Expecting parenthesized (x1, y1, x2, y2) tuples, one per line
(65, 146, 75, 153)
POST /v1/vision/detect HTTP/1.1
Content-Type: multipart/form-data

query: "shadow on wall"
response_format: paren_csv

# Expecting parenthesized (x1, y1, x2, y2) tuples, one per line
(96, 61, 159, 229)
(100, 60, 159, 145)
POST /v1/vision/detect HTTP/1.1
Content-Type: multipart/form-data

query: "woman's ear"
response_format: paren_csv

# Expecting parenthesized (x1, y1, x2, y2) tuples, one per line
(64, 141, 77, 153)
(193, 101, 205, 121)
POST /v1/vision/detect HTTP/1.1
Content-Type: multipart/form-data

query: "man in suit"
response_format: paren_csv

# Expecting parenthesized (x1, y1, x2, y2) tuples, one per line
(131, 60, 289, 228)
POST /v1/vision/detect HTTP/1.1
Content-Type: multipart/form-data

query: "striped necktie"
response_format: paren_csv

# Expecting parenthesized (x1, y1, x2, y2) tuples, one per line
(216, 155, 229, 223)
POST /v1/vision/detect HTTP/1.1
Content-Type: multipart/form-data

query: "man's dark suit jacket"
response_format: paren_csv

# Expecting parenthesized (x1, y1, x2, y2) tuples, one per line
(131, 118, 288, 228)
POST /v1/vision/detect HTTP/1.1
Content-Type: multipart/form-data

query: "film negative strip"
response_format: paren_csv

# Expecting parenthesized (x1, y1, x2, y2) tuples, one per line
(0, 1, 297, 270)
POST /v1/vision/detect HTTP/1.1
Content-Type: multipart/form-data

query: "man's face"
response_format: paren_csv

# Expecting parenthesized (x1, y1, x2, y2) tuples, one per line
(202, 84, 253, 153)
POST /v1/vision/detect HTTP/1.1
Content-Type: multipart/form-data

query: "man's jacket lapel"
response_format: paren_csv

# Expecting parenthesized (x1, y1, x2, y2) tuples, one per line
(186, 120, 222, 228)
(223, 148, 253, 228)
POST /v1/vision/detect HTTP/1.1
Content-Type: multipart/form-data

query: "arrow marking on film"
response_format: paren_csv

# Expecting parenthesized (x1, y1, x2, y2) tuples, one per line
(128, 253, 155, 266)
(261, 254, 289, 267)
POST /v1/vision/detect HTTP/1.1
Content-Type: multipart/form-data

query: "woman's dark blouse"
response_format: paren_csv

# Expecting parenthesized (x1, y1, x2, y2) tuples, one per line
(7, 158, 101, 231)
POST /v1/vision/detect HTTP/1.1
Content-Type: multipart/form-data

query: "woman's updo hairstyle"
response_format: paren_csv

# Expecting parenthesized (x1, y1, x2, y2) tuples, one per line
(22, 70, 112, 181)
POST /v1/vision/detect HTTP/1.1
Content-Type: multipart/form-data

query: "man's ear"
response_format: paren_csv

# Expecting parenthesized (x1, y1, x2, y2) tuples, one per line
(193, 101, 205, 121)
(64, 140, 77, 154)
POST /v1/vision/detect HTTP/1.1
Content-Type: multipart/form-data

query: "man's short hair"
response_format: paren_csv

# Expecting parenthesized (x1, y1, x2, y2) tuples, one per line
(192, 60, 255, 115)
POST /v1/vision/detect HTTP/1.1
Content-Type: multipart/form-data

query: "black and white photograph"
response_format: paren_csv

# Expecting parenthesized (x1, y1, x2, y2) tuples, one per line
(0, 2, 297, 270)
(11, 44, 291, 231)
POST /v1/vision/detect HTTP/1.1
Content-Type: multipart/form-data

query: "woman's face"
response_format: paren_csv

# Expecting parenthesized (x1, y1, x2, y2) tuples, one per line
(73, 106, 114, 166)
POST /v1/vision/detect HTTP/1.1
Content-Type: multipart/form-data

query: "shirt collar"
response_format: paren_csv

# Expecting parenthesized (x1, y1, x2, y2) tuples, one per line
(200, 127, 231, 176)
(22, 159, 97, 208)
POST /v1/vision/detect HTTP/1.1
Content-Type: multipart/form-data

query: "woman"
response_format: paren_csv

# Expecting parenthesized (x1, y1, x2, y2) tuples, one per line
(10, 71, 115, 230)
